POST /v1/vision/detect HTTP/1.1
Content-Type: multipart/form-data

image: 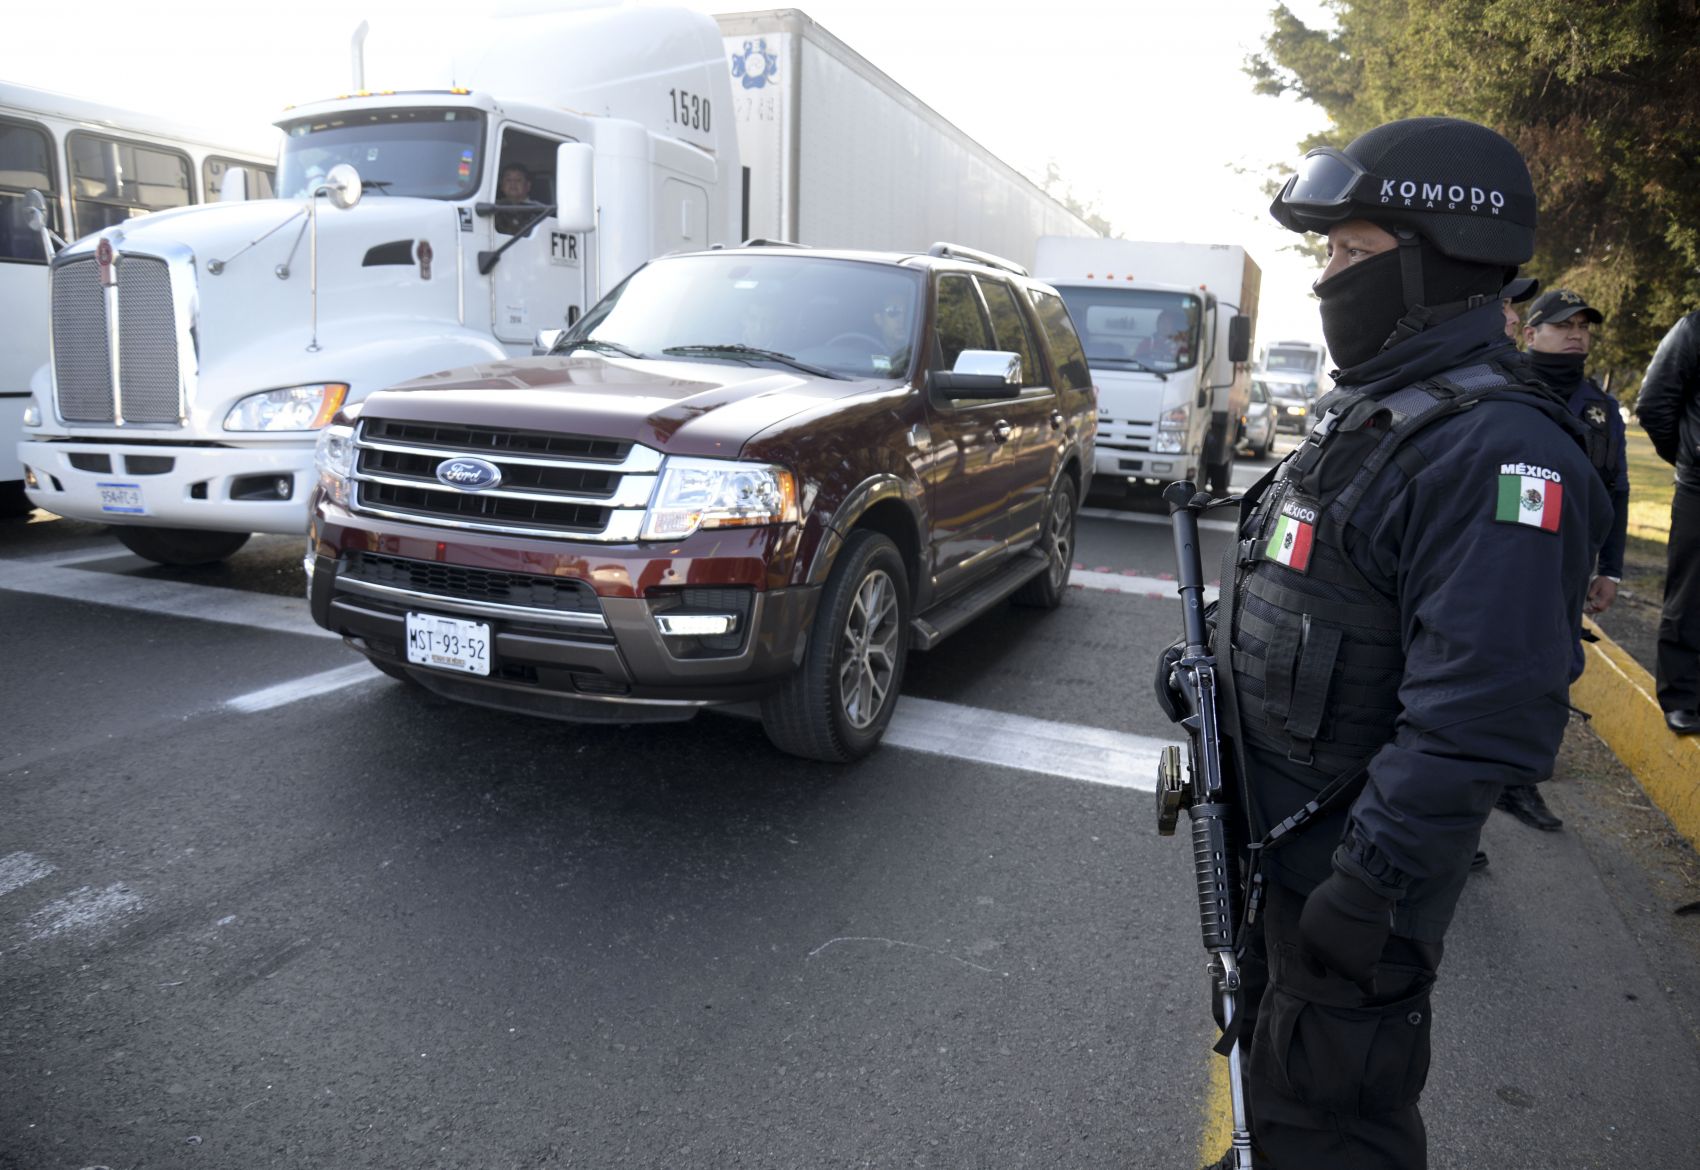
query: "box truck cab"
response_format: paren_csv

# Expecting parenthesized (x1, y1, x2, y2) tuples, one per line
(18, 6, 739, 564)
(0, 83, 274, 520)
(1034, 238, 1258, 496)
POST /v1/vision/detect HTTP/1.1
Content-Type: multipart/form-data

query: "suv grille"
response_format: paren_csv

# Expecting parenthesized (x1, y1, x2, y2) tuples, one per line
(351, 418, 662, 540)
(51, 254, 182, 425)
(343, 551, 601, 614)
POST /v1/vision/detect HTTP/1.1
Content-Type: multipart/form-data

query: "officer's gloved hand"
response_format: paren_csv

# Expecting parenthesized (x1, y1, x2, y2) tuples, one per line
(1298, 868, 1395, 996)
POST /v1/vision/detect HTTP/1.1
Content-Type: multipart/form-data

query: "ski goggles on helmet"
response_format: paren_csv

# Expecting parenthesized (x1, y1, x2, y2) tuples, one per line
(1270, 148, 1381, 232)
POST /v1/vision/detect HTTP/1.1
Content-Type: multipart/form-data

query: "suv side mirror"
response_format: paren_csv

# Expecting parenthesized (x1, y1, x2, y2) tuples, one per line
(555, 143, 595, 234)
(1228, 314, 1252, 364)
(931, 349, 1023, 397)
(533, 329, 565, 356)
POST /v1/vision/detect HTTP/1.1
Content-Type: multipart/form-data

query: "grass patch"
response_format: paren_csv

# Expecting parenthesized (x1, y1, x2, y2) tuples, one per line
(1625, 426, 1675, 546)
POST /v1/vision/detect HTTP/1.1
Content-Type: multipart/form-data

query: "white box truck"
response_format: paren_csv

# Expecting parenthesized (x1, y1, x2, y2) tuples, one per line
(20, 5, 1097, 564)
(1034, 237, 1260, 494)
(19, 5, 741, 564)
(0, 83, 274, 519)
(718, 9, 1096, 268)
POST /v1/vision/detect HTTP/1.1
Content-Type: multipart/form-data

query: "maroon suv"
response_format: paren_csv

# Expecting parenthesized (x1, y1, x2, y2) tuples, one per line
(307, 243, 1096, 760)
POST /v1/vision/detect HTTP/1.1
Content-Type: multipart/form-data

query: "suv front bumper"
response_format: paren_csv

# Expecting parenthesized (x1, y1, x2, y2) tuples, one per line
(309, 504, 820, 721)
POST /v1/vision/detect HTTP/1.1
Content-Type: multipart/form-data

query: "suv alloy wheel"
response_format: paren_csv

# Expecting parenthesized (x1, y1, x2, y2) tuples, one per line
(761, 530, 910, 762)
(1012, 475, 1078, 609)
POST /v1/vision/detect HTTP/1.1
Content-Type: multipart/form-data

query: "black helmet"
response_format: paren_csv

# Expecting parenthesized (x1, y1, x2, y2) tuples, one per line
(1271, 117, 1537, 267)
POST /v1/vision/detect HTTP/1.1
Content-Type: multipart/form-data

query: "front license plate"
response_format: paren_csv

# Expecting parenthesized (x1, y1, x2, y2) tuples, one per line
(405, 611, 492, 676)
(96, 481, 146, 515)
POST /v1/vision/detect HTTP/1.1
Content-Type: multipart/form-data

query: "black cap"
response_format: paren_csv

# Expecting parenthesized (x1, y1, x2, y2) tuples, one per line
(1527, 288, 1604, 328)
(1501, 276, 1539, 304)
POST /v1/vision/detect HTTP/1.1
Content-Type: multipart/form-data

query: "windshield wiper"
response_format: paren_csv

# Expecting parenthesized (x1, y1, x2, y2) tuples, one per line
(559, 338, 648, 359)
(1089, 355, 1168, 381)
(662, 344, 844, 379)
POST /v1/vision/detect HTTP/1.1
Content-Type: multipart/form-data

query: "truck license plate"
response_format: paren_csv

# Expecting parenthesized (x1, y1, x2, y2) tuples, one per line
(405, 612, 492, 676)
(96, 482, 146, 515)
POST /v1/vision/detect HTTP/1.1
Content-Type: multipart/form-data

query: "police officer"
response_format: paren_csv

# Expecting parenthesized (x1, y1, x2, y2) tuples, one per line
(1202, 117, 1610, 1169)
(1500, 275, 1538, 341)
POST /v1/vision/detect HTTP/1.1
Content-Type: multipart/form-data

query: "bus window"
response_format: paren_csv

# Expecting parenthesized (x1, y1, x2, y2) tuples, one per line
(204, 155, 277, 202)
(0, 117, 60, 262)
(67, 131, 192, 236)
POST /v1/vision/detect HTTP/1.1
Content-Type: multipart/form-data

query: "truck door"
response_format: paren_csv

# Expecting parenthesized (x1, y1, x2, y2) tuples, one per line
(489, 126, 583, 346)
(924, 273, 1022, 596)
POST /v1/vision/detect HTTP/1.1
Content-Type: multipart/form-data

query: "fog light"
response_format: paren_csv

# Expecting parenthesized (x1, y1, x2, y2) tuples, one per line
(655, 613, 738, 637)
(275, 476, 292, 499)
(23, 466, 39, 488)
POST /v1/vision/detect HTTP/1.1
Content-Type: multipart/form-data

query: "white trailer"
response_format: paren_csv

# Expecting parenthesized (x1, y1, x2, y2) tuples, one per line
(717, 9, 1095, 268)
(1034, 237, 1260, 494)
(19, 5, 740, 564)
(0, 83, 274, 519)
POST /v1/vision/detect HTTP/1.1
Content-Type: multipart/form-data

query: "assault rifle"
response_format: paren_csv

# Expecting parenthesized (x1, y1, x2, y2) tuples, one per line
(1155, 479, 1254, 1170)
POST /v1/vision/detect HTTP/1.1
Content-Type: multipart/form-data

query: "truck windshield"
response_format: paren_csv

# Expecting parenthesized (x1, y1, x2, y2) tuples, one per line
(1265, 347, 1320, 374)
(564, 253, 926, 380)
(277, 108, 486, 200)
(1053, 287, 1201, 373)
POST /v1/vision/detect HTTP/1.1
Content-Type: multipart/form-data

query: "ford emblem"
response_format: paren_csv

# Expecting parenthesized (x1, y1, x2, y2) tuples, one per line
(435, 457, 503, 491)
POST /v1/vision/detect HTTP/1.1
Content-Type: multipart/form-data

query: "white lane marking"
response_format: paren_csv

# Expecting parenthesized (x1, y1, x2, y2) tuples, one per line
(8, 544, 141, 567)
(226, 662, 383, 713)
(0, 556, 335, 639)
(1079, 506, 1237, 532)
(0, 852, 56, 898)
(27, 882, 142, 940)
(1073, 570, 1218, 603)
(883, 696, 1167, 791)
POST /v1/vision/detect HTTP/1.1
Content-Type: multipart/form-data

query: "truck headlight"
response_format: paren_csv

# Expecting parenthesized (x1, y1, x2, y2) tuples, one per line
(314, 423, 355, 507)
(1151, 406, 1188, 453)
(224, 383, 349, 432)
(22, 401, 42, 428)
(641, 457, 797, 540)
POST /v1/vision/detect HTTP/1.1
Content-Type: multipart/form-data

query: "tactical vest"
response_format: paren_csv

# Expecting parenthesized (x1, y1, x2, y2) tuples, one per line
(1219, 360, 1580, 785)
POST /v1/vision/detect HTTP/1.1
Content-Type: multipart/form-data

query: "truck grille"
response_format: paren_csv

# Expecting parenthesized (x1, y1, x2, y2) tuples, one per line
(351, 418, 662, 541)
(342, 551, 602, 614)
(50, 254, 182, 425)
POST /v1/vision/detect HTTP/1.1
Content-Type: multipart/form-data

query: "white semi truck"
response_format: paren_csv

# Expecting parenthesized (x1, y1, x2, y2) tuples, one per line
(18, 5, 740, 564)
(0, 83, 274, 519)
(19, 5, 1096, 565)
(719, 9, 1095, 268)
(1034, 237, 1260, 495)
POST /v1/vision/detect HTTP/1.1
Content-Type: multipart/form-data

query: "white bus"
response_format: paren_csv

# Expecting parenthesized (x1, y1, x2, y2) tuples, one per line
(0, 82, 275, 517)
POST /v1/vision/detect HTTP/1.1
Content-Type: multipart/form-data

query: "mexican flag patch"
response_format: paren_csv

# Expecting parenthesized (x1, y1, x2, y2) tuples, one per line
(1265, 510, 1315, 572)
(1494, 463, 1563, 532)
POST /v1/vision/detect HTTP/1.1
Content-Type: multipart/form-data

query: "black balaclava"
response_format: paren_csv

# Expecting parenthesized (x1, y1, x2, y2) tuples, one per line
(1529, 349, 1586, 393)
(1315, 235, 1508, 369)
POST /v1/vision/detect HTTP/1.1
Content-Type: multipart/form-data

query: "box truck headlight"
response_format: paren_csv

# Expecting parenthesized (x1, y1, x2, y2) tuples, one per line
(641, 457, 798, 540)
(1152, 407, 1189, 454)
(314, 423, 356, 507)
(225, 383, 349, 432)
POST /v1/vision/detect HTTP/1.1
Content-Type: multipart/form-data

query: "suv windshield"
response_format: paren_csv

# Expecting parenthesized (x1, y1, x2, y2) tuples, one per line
(563, 253, 925, 379)
(1053, 287, 1201, 372)
(278, 108, 485, 200)
(1265, 347, 1320, 374)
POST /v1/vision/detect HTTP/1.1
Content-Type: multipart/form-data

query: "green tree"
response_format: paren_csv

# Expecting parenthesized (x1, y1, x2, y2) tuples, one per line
(1247, 0, 1700, 392)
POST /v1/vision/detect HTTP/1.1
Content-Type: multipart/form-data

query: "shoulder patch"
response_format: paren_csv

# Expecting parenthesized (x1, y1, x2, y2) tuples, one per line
(1494, 463, 1562, 532)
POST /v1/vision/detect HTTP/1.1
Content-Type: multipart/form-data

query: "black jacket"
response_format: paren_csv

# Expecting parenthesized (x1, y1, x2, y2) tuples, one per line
(1636, 310, 1700, 490)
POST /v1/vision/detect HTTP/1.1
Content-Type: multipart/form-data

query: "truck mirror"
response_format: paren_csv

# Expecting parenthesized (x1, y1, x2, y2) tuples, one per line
(533, 329, 565, 356)
(1228, 315, 1252, 364)
(932, 349, 1023, 397)
(320, 163, 363, 210)
(220, 167, 250, 203)
(555, 143, 596, 234)
(24, 188, 47, 229)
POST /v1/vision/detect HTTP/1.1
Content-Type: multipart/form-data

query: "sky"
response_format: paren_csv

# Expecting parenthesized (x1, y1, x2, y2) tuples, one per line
(0, 0, 1333, 344)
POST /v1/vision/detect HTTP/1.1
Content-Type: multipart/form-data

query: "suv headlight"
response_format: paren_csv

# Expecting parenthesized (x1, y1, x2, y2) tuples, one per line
(224, 383, 349, 432)
(314, 423, 355, 507)
(641, 457, 798, 540)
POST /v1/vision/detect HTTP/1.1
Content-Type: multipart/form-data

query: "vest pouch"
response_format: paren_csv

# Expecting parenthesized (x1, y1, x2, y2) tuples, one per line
(1262, 613, 1343, 764)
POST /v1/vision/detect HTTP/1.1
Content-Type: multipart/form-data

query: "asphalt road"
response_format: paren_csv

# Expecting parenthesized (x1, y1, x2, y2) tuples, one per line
(3, 440, 1698, 1169)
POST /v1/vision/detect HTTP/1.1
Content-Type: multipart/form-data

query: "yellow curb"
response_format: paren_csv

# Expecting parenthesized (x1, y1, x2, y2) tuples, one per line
(1573, 616, 1700, 849)
(1202, 1052, 1231, 1164)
